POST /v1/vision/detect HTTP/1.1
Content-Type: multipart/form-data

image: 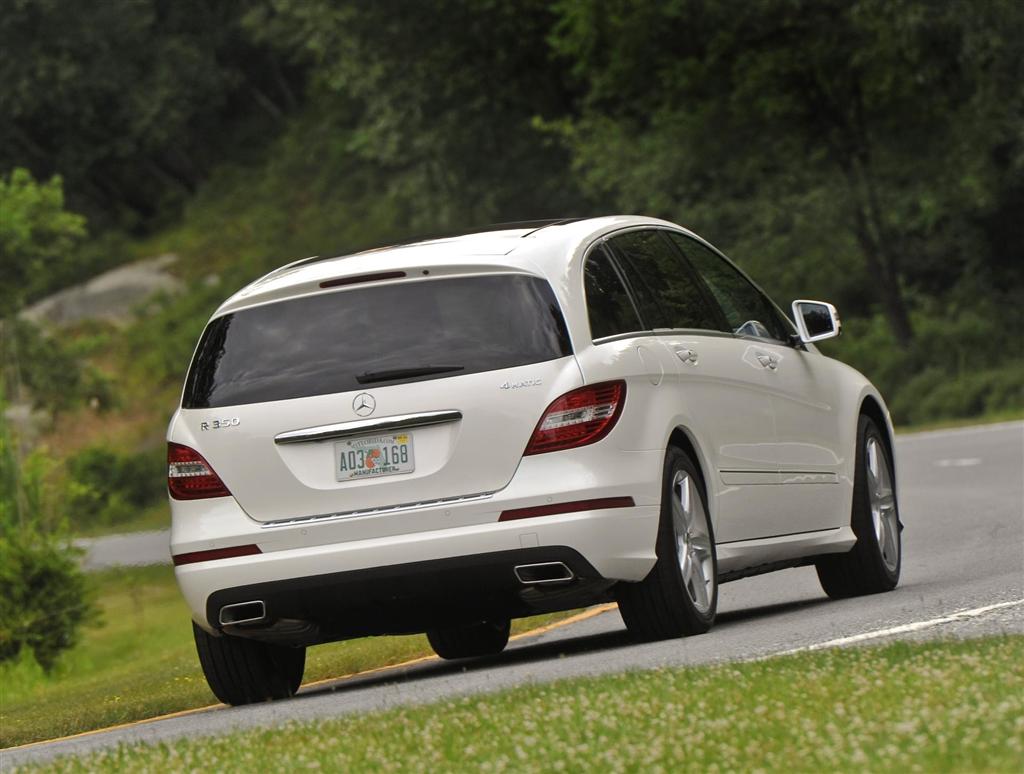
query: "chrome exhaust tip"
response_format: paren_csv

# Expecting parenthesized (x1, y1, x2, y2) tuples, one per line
(219, 600, 267, 626)
(514, 562, 575, 585)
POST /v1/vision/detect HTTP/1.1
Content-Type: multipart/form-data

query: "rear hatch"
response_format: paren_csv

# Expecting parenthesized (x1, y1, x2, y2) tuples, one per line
(175, 272, 582, 523)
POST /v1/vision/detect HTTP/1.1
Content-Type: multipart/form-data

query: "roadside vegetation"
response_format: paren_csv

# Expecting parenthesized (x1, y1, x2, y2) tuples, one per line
(24, 636, 1024, 772)
(0, 564, 583, 748)
(0, 1, 1021, 754)
(2, 1, 1021, 540)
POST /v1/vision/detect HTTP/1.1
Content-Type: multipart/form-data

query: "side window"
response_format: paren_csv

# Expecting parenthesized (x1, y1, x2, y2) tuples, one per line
(583, 245, 643, 340)
(608, 230, 720, 331)
(667, 232, 789, 342)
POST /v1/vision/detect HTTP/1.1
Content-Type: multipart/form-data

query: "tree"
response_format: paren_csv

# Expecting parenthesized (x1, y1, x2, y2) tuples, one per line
(0, 0, 303, 224)
(548, 0, 1024, 347)
(242, 0, 596, 231)
(0, 168, 86, 315)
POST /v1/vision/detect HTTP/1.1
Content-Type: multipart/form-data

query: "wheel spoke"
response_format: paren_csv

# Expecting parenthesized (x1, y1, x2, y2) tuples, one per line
(669, 469, 715, 615)
(865, 436, 899, 573)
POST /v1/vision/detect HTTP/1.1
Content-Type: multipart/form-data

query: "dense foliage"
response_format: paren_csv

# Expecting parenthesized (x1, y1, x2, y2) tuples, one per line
(1, 0, 1021, 431)
(67, 445, 165, 529)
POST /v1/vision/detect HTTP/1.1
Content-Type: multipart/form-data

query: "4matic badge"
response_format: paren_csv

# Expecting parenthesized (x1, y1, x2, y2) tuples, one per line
(500, 378, 542, 390)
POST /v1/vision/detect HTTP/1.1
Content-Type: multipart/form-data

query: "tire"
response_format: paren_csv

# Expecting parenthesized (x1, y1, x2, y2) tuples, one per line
(427, 618, 511, 660)
(192, 622, 305, 706)
(816, 414, 902, 598)
(616, 446, 718, 641)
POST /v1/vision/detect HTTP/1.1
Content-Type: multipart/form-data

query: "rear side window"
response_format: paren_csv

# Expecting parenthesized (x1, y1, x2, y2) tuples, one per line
(608, 229, 720, 331)
(183, 274, 572, 408)
(583, 245, 643, 339)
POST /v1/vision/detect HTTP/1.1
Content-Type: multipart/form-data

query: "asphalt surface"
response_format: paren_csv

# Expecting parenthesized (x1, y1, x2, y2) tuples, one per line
(7, 421, 1023, 767)
(75, 529, 171, 571)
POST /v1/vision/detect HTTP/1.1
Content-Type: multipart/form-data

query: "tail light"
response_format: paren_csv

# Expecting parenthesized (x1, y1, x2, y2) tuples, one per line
(524, 380, 626, 455)
(168, 442, 232, 500)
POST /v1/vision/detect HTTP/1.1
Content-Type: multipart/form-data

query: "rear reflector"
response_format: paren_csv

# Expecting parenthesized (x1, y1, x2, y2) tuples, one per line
(173, 544, 262, 566)
(499, 496, 635, 522)
(168, 442, 232, 500)
(524, 380, 626, 455)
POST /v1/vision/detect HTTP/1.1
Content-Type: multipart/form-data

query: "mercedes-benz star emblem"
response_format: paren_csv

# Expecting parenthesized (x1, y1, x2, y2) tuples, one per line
(353, 393, 376, 417)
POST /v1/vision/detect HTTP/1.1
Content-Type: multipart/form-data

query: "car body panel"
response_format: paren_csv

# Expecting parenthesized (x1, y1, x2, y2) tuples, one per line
(169, 214, 896, 639)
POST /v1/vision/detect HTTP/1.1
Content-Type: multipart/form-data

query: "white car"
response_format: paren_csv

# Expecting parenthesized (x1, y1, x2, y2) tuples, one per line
(168, 215, 901, 705)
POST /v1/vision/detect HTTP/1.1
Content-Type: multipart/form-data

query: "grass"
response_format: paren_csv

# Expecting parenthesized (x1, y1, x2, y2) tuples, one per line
(896, 407, 1024, 434)
(0, 564, 582, 749)
(24, 635, 1024, 772)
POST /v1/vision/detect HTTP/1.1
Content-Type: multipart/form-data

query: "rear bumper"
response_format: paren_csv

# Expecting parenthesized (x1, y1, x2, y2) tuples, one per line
(177, 501, 659, 633)
(173, 447, 663, 633)
(207, 546, 611, 645)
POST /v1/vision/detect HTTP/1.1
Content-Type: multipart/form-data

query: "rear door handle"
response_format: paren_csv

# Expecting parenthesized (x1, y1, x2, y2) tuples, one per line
(674, 347, 699, 365)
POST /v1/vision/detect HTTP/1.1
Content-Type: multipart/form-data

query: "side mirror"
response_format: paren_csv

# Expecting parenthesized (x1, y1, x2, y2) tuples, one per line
(792, 300, 841, 343)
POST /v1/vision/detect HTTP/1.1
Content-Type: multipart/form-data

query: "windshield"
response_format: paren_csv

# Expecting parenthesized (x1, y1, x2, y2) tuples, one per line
(182, 274, 572, 408)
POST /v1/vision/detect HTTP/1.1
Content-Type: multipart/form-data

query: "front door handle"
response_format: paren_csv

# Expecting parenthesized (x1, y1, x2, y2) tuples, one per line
(674, 347, 699, 365)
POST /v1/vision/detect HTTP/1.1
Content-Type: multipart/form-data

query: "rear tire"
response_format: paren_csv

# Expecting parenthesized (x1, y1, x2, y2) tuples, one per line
(816, 415, 901, 598)
(193, 622, 305, 706)
(427, 618, 511, 660)
(617, 446, 717, 641)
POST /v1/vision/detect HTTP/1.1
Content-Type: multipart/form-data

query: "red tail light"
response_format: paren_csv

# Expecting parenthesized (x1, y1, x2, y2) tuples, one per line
(524, 380, 626, 455)
(168, 442, 232, 500)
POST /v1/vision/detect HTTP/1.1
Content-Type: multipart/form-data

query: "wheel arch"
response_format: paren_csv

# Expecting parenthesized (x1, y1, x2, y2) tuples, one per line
(667, 425, 716, 528)
(858, 394, 897, 492)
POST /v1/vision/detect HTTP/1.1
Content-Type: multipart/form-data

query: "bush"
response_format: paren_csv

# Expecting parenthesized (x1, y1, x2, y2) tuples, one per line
(0, 406, 94, 671)
(0, 530, 91, 671)
(67, 445, 165, 528)
(825, 310, 1024, 426)
(0, 319, 116, 415)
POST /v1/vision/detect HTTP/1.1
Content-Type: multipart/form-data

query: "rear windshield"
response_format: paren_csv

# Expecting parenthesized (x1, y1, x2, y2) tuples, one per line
(182, 274, 572, 408)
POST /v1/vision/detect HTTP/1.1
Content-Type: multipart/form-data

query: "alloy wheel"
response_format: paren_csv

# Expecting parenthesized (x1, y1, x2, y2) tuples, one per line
(671, 470, 715, 614)
(865, 436, 899, 572)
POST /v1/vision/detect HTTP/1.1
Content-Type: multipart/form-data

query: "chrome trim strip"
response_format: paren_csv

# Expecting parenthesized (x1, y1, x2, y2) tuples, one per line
(274, 410, 463, 445)
(259, 491, 495, 529)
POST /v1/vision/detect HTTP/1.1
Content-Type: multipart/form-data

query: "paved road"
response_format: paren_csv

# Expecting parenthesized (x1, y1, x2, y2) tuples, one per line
(8, 422, 1022, 766)
(75, 529, 170, 571)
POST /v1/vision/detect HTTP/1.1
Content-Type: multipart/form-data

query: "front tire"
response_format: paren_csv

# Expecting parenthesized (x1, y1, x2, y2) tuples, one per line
(816, 414, 901, 598)
(617, 446, 718, 641)
(427, 618, 511, 660)
(193, 622, 305, 706)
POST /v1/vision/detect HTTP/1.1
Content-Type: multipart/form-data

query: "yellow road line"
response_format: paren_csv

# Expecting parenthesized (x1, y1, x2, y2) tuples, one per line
(3, 603, 617, 753)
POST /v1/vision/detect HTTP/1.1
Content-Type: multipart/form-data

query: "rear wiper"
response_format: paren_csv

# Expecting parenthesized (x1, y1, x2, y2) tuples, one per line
(355, 365, 465, 384)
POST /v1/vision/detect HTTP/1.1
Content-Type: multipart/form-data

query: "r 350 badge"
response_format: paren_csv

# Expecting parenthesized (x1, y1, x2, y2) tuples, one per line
(200, 418, 240, 430)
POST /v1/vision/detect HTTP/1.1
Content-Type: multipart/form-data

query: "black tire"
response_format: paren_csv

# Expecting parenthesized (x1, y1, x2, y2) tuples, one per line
(816, 415, 902, 598)
(192, 622, 305, 706)
(616, 446, 718, 641)
(427, 618, 511, 660)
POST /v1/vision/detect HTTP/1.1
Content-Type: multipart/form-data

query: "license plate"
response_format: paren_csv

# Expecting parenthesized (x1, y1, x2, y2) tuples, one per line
(335, 433, 415, 481)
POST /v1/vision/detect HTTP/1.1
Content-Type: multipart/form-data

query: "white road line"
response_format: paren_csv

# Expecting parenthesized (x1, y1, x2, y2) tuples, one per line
(933, 458, 982, 467)
(771, 598, 1024, 657)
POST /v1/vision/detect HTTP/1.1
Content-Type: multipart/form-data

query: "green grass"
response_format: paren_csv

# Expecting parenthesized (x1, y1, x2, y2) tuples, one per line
(0, 564, 581, 749)
(28, 636, 1024, 772)
(896, 407, 1024, 434)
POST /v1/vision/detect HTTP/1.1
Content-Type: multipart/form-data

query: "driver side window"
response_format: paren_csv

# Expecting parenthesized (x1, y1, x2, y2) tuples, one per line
(667, 233, 789, 342)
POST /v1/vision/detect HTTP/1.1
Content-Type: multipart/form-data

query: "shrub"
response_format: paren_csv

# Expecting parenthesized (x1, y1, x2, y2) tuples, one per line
(67, 445, 165, 528)
(0, 530, 91, 671)
(0, 319, 117, 415)
(0, 406, 94, 671)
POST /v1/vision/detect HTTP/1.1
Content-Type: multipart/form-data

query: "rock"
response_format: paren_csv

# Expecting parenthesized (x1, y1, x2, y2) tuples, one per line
(20, 253, 185, 328)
